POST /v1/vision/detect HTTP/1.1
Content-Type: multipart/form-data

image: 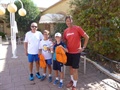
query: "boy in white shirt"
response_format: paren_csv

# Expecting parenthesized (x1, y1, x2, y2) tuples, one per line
(39, 30, 53, 82)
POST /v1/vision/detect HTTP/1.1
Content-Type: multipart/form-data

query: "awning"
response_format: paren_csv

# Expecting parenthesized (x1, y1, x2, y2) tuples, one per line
(39, 13, 65, 24)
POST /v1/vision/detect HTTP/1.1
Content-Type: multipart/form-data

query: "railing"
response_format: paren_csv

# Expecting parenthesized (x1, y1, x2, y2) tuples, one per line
(85, 49, 120, 74)
(97, 54, 120, 73)
(80, 50, 120, 83)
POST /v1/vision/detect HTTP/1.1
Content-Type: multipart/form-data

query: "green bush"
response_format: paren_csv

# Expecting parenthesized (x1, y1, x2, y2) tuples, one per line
(0, 32, 6, 39)
(51, 23, 67, 36)
(70, 0, 120, 61)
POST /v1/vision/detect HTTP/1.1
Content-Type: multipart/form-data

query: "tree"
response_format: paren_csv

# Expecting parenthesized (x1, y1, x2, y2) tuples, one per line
(70, 0, 120, 61)
(53, 23, 67, 36)
(5, 0, 40, 34)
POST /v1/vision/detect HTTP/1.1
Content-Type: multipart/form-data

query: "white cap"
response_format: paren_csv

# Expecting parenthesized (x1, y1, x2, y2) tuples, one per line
(55, 32, 62, 37)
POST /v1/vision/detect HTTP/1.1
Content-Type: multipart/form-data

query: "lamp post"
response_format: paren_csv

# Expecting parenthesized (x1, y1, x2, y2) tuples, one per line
(0, 0, 26, 58)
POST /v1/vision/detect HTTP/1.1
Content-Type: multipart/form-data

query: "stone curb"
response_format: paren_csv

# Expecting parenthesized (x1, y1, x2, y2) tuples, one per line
(85, 57, 120, 83)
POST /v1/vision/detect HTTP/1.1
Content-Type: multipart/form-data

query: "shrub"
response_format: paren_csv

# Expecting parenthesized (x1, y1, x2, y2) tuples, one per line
(0, 32, 6, 39)
(70, 0, 120, 61)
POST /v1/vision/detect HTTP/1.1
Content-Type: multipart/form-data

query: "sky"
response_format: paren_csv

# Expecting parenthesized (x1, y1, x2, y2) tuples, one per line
(32, 0, 60, 8)
(0, 0, 61, 8)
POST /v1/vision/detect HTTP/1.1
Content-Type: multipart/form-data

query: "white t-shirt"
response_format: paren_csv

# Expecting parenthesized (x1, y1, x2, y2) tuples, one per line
(39, 39, 53, 60)
(24, 31, 43, 54)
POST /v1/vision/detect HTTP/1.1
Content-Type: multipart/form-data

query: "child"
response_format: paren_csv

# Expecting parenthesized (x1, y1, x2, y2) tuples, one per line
(53, 32, 68, 88)
(39, 30, 53, 82)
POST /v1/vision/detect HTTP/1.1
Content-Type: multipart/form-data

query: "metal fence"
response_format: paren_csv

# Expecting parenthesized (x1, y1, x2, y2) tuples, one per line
(85, 49, 120, 74)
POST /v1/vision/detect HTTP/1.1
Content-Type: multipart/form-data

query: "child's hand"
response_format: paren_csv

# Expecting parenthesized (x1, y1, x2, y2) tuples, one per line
(47, 47, 50, 51)
(58, 45, 68, 52)
(39, 49, 42, 54)
(59, 45, 64, 48)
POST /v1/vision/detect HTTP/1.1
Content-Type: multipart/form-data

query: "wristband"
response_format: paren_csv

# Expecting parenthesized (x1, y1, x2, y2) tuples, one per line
(82, 47, 85, 49)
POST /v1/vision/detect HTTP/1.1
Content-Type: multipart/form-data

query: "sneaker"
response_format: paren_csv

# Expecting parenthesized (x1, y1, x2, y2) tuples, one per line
(48, 76, 52, 82)
(40, 75, 46, 81)
(36, 73, 41, 79)
(53, 79, 59, 85)
(72, 86, 77, 90)
(29, 74, 34, 81)
(58, 82, 63, 88)
(66, 80, 73, 88)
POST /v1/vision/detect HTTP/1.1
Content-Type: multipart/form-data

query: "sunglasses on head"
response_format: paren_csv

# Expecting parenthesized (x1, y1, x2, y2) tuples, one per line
(31, 26, 37, 28)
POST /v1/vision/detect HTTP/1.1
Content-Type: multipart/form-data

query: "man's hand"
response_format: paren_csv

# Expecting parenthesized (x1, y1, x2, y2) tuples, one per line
(78, 48, 84, 53)
(24, 42, 28, 56)
(25, 51, 28, 56)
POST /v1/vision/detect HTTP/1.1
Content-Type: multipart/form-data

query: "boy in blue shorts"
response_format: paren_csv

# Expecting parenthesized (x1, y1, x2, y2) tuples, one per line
(39, 30, 53, 82)
(53, 32, 68, 88)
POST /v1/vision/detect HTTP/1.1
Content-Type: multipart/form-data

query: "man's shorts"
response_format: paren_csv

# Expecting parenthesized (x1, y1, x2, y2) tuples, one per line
(28, 54, 39, 63)
(53, 60, 64, 72)
(45, 59, 52, 65)
(66, 53, 81, 69)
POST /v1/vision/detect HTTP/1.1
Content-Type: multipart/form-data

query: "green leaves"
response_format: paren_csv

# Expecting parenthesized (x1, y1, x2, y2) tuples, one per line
(5, 0, 40, 34)
(70, 0, 120, 61)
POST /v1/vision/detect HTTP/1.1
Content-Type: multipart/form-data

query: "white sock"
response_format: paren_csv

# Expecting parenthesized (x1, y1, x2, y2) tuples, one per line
(73, 80, 77, 87)
(43, 73, 46, 76)
(56, 77, 59, 80)
(71, 75, 74, 81)
(60, 79, 63, 83)
(49, 74, 51, 77)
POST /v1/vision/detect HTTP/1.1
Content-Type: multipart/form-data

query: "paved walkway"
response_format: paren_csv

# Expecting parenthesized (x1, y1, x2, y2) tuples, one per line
(0, 44, 120, 90)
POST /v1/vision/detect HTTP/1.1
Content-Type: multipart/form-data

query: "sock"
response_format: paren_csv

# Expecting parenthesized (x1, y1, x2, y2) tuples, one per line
(56, 77, 59, 80)
(49, 74, 52, 77)
(43, 73, 46, 76)
(73, 80, 77, 87)
(60, 79, 63, 83)
(71, 75, 74, 81)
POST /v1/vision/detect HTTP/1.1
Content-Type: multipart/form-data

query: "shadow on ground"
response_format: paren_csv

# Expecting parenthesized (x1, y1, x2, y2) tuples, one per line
(0, 44, 120, 90)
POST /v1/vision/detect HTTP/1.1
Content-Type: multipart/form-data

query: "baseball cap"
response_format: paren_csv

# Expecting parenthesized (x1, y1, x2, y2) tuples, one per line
(55, 32, 62, 37)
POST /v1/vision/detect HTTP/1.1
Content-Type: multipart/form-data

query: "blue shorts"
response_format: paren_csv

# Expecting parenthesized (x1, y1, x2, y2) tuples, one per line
(28, 54, 39, 63)
(45, 59, 52, 65)
(53, 60, 63, 72)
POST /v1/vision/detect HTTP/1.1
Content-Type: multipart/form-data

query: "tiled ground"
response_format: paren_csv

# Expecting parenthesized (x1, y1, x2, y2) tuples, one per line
(0, 44, 120, 90)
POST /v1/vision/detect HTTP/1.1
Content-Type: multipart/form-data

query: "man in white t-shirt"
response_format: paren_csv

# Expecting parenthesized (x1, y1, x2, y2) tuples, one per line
(24, 22, 43, 81)
(39, 30, 53, 82)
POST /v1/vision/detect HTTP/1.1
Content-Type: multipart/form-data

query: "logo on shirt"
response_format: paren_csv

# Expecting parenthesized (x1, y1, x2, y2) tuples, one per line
(67, 33, 74, 36)
(43, 44, 48, 52)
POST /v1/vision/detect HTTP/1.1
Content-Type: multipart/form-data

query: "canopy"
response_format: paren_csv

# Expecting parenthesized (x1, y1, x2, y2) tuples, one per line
(39, 13, 65, 24)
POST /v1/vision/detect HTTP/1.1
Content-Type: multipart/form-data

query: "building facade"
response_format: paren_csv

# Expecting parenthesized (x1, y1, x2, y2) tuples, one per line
(39, 0, 74, 35)
(0, 0, 74, 36)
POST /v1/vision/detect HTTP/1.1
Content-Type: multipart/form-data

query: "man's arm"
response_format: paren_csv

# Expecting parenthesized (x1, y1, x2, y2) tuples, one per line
(78, 33, 89, 52)
(24, 42, 28, 56)
(82, 33, 89, 49)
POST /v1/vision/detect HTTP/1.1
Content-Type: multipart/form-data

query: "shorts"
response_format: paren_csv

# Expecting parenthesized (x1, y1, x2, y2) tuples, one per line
(45, 59, 52, 65)
(28, 54, 39, 63)
(53, 60, 64, 72)
(66, 53, 81, 69)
